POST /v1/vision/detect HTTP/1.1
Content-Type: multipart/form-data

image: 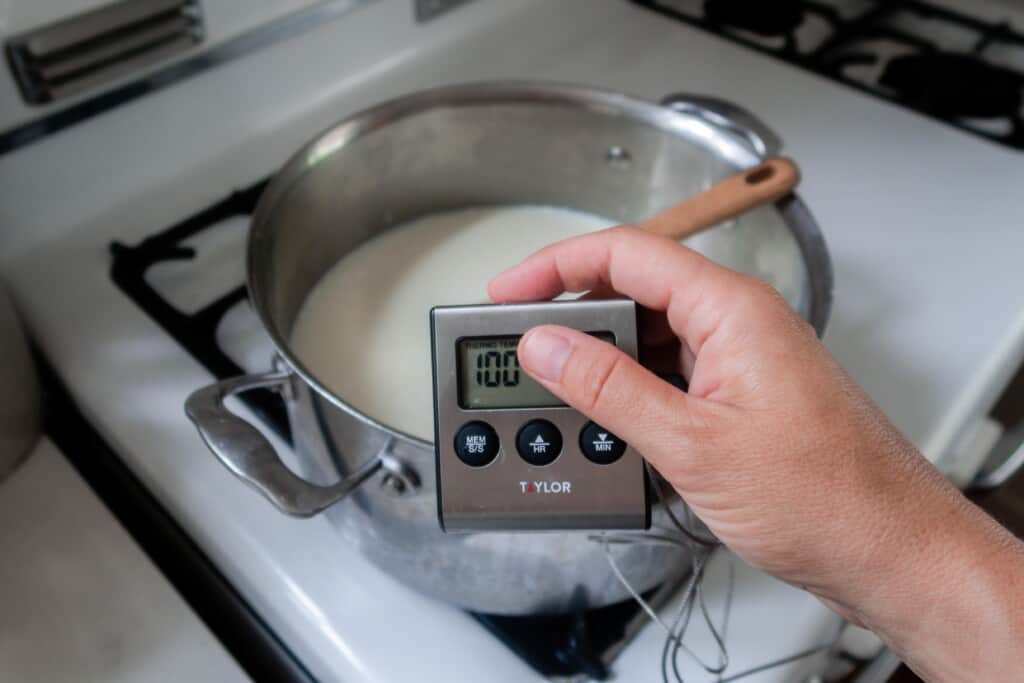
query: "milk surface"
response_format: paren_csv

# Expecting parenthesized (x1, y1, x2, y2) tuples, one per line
(290, 204, 807, 442)
(290, 206, 616, 441)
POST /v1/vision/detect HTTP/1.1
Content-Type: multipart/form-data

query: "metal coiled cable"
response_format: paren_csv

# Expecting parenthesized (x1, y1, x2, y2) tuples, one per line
(591, 469, 844, 682)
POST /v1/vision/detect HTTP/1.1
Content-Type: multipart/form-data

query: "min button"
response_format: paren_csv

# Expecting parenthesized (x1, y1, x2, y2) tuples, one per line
(454, 421, 499, 467)
(580, 422, 627, 464)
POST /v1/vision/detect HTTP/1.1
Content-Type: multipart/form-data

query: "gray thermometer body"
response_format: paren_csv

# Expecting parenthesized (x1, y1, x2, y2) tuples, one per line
(430, 300, 650, 533)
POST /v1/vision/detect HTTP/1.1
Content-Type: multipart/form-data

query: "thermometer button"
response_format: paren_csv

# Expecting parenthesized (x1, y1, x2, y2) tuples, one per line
(516, 420, 562, 466)
(454, 421, 500, 467)
(580, 422, 627, 464)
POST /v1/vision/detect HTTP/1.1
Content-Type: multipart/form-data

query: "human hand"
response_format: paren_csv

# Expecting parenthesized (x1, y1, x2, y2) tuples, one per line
(489, 226, 1024, 681)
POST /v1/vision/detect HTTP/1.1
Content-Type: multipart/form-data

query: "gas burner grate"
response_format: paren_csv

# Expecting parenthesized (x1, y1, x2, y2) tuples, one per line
(109, 178, 291, 442)
(633, 0, 1024, 150)
(475, 589, 657, 680)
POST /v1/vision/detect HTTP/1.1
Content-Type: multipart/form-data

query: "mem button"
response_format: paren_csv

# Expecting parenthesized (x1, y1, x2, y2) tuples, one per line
(454, 421, 499, 467)
(516, 420, 562, 466)
(580, 422, 627, 464)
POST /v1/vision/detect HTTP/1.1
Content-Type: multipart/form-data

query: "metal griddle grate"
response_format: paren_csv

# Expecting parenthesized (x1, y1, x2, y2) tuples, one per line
(633, 0, 1024, 150)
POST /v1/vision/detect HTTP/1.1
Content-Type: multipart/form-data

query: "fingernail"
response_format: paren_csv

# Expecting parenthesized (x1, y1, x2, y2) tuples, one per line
(520, 329, 572, 382)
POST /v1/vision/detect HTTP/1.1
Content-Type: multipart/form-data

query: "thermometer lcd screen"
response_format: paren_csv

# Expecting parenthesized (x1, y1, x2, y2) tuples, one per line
(457, 333, 613, 409)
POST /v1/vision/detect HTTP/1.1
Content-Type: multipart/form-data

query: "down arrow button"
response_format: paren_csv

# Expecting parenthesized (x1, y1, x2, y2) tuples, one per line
(579, 422, 627, 465)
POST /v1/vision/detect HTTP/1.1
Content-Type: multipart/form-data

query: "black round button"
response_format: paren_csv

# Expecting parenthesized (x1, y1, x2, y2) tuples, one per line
(454, 421, 499, 467)
(516, 420, 562, 466)
(579, 422, 627, 464)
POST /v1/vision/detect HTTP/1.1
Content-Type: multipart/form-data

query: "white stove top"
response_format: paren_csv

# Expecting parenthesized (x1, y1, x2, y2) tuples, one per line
(1, 0, 1023, 680)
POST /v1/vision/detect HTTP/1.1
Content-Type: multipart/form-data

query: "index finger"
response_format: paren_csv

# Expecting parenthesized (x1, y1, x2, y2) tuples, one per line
(488, 226, 762, 357)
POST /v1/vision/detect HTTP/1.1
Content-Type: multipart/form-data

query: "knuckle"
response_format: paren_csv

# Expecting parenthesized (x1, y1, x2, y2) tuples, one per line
(736, 277, 790, 319)
(605, 224, 641, 238)
(604, 224, 646, 251)
(575, 350, 628, 415)
(745, 276, 782, 303)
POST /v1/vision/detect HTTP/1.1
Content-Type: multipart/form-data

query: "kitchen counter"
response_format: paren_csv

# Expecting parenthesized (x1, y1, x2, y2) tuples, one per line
(0, 438, 248, 683)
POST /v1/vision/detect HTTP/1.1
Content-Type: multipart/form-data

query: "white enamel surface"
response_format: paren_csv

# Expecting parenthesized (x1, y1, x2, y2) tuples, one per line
(0, 0, 341, 131)
(0, 438, 249, 683)
(1, 0, 1023, 680)
(2, 0, 112, 33)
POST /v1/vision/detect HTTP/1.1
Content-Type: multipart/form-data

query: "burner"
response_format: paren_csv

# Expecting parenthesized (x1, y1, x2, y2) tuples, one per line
(473, 593, 650, 680)
(880, 52, 1023, 118)
(703, 0, 805, 37)
(634, 0, 1024, 149)
(109, 180, 292, 443)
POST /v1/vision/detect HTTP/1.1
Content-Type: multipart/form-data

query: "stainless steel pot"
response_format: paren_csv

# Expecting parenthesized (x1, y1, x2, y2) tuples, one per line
(186, 82, 833, 615)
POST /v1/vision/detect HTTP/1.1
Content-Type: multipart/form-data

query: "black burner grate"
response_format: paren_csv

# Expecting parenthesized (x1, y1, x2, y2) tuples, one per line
(633, 0, 1024, 150)
(109, 179, 290, 443)
(475, 591, 656, 680)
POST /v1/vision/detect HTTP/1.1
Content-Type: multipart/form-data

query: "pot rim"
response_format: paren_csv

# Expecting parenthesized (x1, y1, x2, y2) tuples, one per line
(247, 80, 834, 448)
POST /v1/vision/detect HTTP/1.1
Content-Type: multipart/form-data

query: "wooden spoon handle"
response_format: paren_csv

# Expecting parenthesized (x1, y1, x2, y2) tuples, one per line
(643, 157, 801, 241)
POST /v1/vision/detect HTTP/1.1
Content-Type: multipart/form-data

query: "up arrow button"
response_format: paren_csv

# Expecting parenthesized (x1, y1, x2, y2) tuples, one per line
(516, 420, 562, 466)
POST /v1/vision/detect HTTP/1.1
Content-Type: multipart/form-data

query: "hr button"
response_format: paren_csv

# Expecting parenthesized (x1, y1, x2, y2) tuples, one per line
(516, 420, 562, 466)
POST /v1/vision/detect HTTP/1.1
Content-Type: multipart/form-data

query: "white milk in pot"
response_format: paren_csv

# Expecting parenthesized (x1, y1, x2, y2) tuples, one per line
(290, 205, 807, 441)
(290, 206, 615, 441)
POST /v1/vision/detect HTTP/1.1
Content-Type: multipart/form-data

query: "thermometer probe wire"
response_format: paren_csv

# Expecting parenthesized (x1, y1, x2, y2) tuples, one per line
(593, 468, 844, 682)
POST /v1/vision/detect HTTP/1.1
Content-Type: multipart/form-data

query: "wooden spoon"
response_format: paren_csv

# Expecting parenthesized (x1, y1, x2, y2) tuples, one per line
(642, 157, 801, 240)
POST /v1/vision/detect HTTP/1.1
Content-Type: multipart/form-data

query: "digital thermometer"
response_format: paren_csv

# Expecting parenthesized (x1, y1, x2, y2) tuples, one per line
(430, 300, 650, 532)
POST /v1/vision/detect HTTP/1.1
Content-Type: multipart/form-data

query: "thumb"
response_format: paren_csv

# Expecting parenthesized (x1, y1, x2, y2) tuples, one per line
(517, 325, 705, 468)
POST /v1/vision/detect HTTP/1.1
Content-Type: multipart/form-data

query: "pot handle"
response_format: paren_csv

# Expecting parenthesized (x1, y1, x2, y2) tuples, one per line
(970, 423, 1024, 490)
(660, 93, 782, 159)
(185, 370, 382, 517)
